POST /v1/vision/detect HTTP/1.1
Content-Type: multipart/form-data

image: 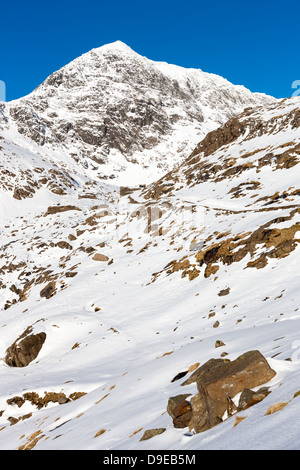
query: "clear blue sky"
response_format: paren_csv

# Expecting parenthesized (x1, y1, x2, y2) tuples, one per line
(2, 0, 300, 101)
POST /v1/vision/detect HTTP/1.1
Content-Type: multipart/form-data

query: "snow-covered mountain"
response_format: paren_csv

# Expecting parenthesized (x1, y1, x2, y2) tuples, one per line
(1, 41, 275, 185)
(0, 83, 300, 450)
(1, 42, 300, 451)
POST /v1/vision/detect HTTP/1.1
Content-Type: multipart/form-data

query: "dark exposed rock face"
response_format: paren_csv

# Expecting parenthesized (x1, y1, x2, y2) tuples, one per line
(5, 327, 46, 367)
(167, 351, 276, 433)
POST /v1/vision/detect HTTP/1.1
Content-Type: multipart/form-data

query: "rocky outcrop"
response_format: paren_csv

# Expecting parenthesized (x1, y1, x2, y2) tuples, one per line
(6, 390, 86, 410)
(4, 327, 46, 367)
(195, 215, 300, 274)
(167, 351, 276, 433)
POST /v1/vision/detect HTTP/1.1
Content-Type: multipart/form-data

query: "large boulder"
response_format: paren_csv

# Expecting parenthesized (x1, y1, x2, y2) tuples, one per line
(4, 327, 46, 367)
(189, 350, 276, 433)
(168, 350, 276, 433)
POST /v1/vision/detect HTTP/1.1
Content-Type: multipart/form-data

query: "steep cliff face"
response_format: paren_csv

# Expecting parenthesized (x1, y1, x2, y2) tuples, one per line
(1, 41, 274, 185)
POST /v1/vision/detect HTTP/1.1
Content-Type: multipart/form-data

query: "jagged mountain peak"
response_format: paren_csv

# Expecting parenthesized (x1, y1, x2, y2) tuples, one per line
(1, 42, 276, 186)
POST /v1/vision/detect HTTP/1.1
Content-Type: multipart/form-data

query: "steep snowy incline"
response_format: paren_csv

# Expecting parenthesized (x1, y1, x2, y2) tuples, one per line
(0, 96, 299, 450)
(1, 41, 275, 185)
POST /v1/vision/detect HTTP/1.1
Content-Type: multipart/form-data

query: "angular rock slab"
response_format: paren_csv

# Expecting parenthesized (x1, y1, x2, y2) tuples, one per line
(189, 350, 276, 433)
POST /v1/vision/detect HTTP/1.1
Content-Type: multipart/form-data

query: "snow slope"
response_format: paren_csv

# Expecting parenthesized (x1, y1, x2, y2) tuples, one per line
(0, 96, 300, 450)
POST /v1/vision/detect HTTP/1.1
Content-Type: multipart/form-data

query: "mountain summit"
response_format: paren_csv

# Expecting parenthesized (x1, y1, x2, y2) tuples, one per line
(2, 42, 275, 185)
(0, 42, 300, 451)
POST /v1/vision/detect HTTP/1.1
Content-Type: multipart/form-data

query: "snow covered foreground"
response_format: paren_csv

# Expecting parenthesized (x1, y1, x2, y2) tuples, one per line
(0, 60, 300, 451)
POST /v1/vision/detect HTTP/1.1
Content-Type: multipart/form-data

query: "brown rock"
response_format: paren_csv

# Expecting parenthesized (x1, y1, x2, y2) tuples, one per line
(237, 387, 271, 410)
(167, 394, 191, 418)
(218, 287, 230, 296)
(172, 400, 192, 418)
(189, 386, 216, 433)
(140, 428, 166, 441)
(182, 358, 228, 386)
(44, 205, 81, 216)
(92, 253, 109, 262)
(188, 350, 276, 433)
(173, 410, 193, 428)
(204, 264, 219, 278)
(6, 396, 25, 408)
(55, 241, 73, 250)
(215, 340, 226, 348)
(5, 328, 46, 367)
(167, 394, 193, 428)
(40, 281, 56, 299)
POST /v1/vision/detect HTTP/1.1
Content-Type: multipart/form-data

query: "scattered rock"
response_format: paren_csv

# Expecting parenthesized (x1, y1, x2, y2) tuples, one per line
(182, 358, 228, 386)
(204, 264, 219, 278)
(40, 281, 57, 299)
(94, 429, 107, 438)
(171, 371, 188, 383)
(6, 396, 25, 408)
(218, 288, 230, 296)
(6, 390, 86, 410)
(68, 234, 77, 241)
(44, 205, 81, 216)
(18, 430, 44, 450)
(55, 241, 73, 250)
(4, 327, 46, 367)
(92, 253, 109, 262)
(140, 428, 166, 441)
(215, 340, 226, 348)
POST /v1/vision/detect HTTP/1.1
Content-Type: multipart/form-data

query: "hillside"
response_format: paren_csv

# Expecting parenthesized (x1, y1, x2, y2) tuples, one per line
(0, 94, 300, 450)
